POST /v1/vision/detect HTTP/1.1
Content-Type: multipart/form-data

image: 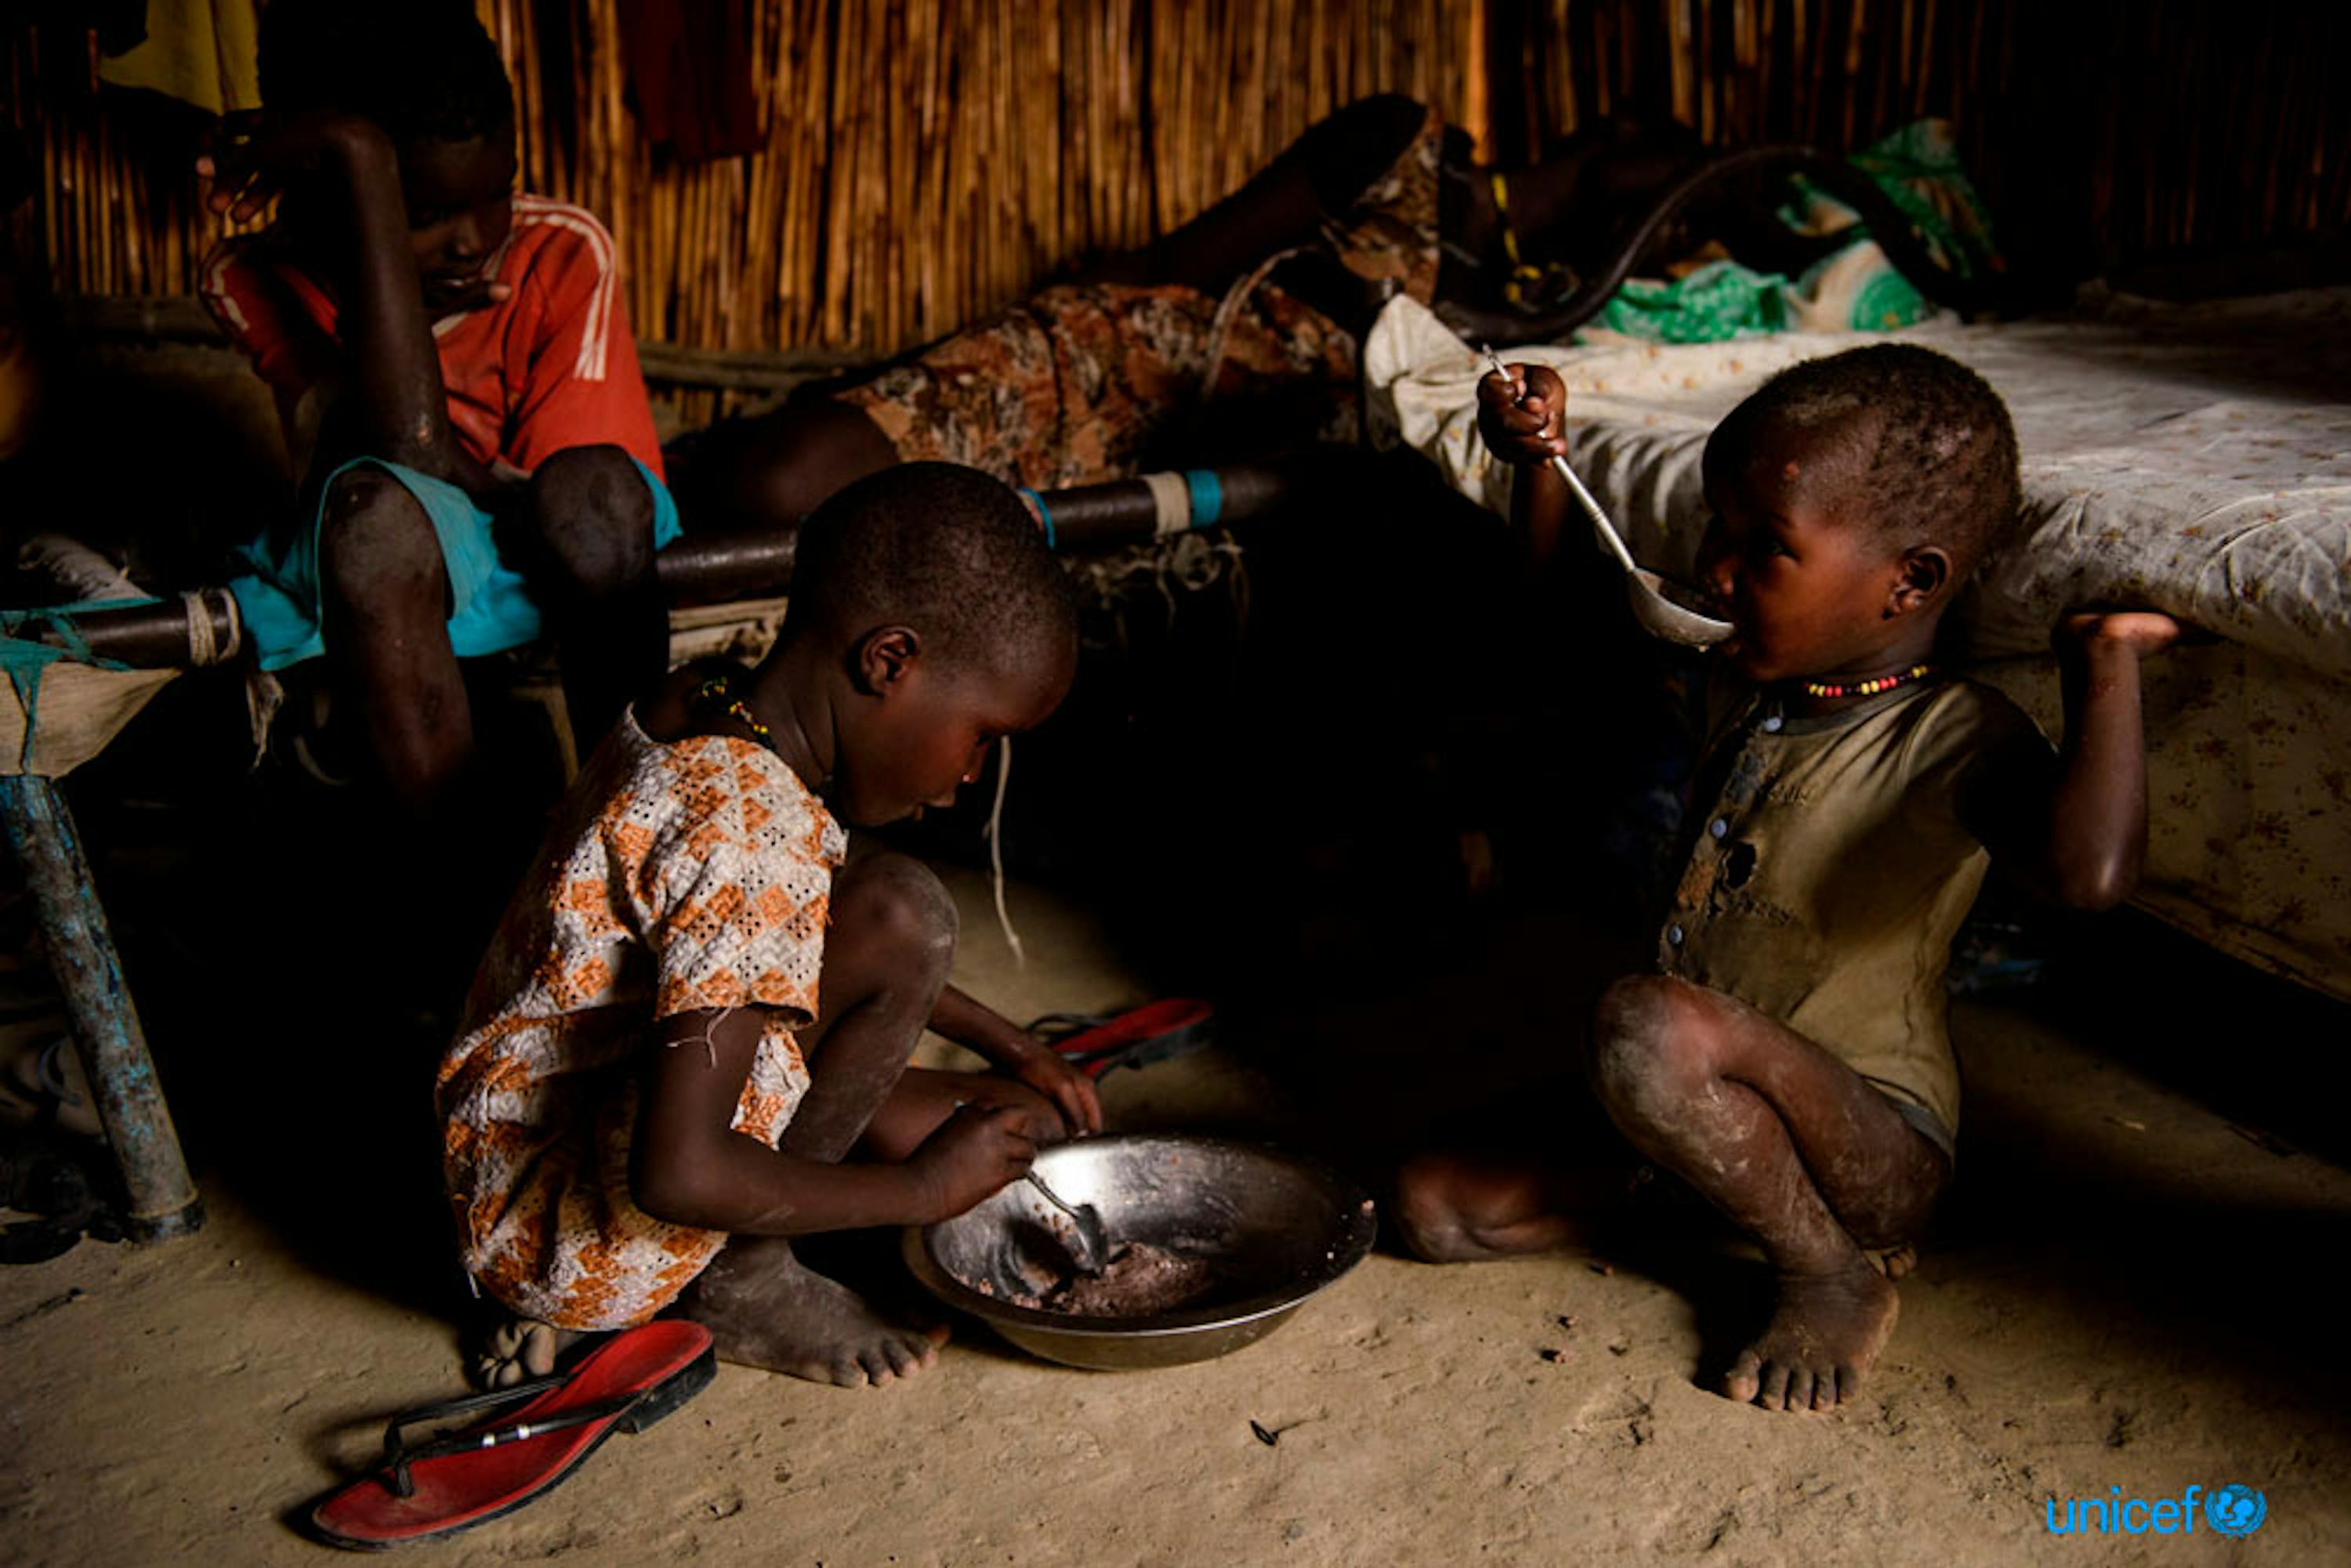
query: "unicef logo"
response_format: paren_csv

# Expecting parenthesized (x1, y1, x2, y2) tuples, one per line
(2206, 1484, 2267, 1537)
(2042, 1482, 2271, 1537)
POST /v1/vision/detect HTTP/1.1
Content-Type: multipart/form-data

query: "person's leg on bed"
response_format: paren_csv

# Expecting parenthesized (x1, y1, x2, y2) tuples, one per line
(1587, 974, 1949, 1411)
(672, 397, 899, 544)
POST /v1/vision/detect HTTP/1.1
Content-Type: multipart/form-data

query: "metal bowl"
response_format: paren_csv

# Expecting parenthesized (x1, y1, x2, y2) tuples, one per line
(902, 1134, 1377, 1371)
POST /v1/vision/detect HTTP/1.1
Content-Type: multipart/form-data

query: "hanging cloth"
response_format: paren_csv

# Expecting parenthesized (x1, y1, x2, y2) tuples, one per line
(96, 0, 263, 117)
(615, 0, 763, 163)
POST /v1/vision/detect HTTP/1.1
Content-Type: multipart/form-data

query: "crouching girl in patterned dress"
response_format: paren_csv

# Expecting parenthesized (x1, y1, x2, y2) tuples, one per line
(440, 464, 1092, 1389)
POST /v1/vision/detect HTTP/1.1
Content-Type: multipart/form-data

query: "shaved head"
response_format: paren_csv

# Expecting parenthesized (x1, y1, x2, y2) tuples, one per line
(783, 462, 1078, 683)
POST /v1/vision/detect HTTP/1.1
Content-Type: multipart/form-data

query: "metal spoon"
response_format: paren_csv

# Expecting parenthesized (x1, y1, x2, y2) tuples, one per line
(1024, 1170, 1111, 1276)
(1479, 346, 1735, 650)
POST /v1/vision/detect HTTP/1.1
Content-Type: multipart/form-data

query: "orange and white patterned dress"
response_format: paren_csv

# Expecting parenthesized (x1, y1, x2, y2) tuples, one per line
(437, 710, 846, 1331)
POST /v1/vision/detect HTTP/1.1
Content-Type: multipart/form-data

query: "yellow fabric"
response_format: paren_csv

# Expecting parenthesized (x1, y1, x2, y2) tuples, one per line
(1657, 678, 2048, 1139)
(97, 0, 262, 116)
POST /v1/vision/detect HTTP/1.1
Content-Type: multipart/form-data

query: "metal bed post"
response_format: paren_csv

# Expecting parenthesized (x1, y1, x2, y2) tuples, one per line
(0, 774, 203, 1243)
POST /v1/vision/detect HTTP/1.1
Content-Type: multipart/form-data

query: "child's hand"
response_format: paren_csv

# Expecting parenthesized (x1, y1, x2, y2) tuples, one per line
(1476, 361, 1568, 465)
(2059, 609, 2186, 660)
(997, 1043, 1104, 1138)
(195, 110, 390, 223)
(909, 1103, 1037, 1219)
(431, 274, 516, 317)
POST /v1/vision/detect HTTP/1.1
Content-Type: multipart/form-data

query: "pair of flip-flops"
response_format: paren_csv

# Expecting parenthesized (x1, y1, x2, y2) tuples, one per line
(309, 1320, 715, 1550)
(1027, 998, 1215, 1080)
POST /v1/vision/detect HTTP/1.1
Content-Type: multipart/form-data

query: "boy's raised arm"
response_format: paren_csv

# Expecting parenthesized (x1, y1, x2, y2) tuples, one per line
(1970, 610, 2181, 911)
(202, 112, 502, 501)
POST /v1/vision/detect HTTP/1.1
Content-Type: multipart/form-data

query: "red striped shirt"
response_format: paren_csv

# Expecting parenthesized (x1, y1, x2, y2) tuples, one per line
(199, 195, 663, 481)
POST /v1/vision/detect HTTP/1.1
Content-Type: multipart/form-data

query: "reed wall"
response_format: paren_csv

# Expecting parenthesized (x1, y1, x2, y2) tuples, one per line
(9, 0, 2347, 367)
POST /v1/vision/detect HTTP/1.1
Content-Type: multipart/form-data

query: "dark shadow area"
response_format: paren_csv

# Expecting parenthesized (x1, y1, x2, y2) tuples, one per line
(56, 657, 566, 1319)
(2029, 909, 2351, 1169)
(1933, 1009, 2351, 1434)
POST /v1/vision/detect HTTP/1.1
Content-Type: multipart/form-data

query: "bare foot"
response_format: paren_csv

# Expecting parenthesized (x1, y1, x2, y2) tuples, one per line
(1393, 1153, 1614, 1263)
(1867, 1242, 1919, 1280)
(470, 1317, 590, 1389)
(1396, 1202, 1594, 1263)
(681, 1240, 947, 1388)
(1724, 1256, 1899, 1412)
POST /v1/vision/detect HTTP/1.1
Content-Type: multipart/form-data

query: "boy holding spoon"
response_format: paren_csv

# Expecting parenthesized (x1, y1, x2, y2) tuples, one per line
(1398, 344, 2181, 1411)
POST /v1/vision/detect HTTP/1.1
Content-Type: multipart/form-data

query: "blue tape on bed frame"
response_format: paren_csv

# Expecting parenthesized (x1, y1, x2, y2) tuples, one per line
(1183, 469, 1223, 530)
(1019, 488, 1056, 551)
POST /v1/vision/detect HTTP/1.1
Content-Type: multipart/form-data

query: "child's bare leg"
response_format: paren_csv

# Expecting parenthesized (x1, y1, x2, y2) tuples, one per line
(317, 465, 470, 812)
(676, 852, 958, 1388)
(1588, 976, 1949, 1412)
(1091, 93, 1430, 295)
(510, 444, 663, 755)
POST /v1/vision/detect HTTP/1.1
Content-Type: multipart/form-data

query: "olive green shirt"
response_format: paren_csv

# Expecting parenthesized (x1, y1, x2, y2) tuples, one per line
(1657, 676, 2048, 1140)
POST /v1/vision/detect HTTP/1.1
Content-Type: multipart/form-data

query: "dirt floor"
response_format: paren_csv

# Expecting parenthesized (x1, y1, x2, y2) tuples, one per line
(2, 861, 2347, 1567)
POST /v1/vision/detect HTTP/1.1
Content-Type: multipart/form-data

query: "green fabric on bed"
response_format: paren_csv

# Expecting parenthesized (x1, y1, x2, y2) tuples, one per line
(1593, 119, 2001, 346)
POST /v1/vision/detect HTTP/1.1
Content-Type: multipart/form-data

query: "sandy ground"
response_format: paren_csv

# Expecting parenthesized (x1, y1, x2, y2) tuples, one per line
(2, 865, 2347, 1567)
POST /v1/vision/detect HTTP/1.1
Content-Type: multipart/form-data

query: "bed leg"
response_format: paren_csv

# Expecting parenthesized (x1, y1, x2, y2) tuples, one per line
(0, 775, 204, 1244)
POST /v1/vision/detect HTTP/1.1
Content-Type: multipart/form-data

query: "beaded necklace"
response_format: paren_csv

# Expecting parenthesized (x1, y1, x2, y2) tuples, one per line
(694, 674, 777, 750)
(1798, 663, 1933, 701)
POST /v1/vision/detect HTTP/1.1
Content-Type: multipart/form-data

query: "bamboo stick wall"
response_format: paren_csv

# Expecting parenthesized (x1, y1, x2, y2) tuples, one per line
(11, 0, 1478, 360)
(9, 0, 2349, 367)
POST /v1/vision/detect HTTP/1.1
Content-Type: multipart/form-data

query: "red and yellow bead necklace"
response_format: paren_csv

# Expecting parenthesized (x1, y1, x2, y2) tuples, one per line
(1799, 663, 1933, 701)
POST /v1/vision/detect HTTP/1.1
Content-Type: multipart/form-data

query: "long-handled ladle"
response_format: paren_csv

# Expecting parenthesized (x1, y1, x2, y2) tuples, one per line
(1479, 346, 1735, 650)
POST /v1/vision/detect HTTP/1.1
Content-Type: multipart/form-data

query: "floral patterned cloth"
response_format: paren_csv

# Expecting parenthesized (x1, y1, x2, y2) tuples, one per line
(1367, 287, 2351, 1003)
(837, 281, 1362, 490)
(438, 710, 846, 1330)
(835, 104, 1446, 490)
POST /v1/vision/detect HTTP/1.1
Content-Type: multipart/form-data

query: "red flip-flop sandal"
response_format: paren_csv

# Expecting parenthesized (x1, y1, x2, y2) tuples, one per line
(308, 1320, 715, 1551)
(1028, 998, 1215, 1080)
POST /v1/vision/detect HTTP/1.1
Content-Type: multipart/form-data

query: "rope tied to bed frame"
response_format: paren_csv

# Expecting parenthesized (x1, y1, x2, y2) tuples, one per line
(180, 588, 243, 668)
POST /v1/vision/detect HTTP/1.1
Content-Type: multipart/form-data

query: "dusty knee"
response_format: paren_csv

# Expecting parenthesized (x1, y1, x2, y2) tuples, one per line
(521, 444, 655, 596)
(319, 465, 445, 609)
(830, 853, 958, 974)
(1587, 975, 1716, 1114)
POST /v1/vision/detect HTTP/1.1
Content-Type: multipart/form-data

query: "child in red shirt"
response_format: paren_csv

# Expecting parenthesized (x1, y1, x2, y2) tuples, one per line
(197, 0, 678, 812)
